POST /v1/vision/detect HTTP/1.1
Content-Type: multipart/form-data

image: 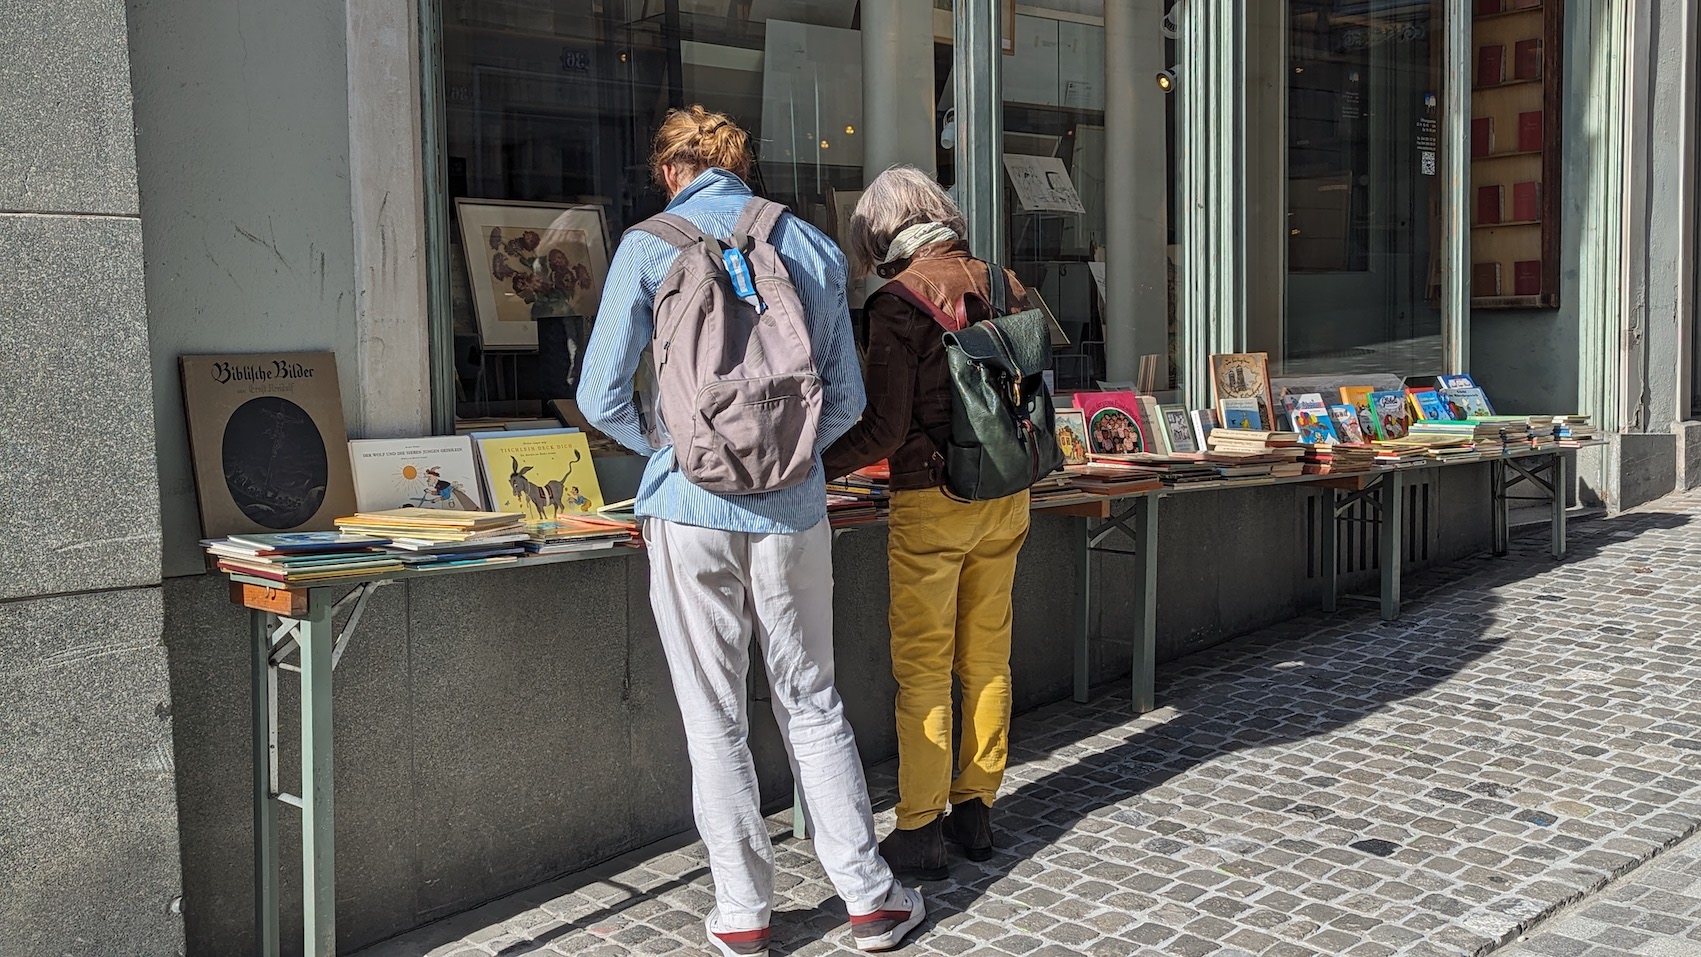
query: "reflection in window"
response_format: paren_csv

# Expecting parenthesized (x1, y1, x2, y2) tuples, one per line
(1284, 0, 1445, 376)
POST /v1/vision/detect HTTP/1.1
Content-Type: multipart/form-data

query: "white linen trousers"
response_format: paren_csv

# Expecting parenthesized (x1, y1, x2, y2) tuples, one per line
(644, 517, 895, 930)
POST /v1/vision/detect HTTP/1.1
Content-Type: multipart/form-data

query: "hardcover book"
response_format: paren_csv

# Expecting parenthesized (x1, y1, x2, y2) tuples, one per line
(1518, 110, 1545, 153)
(1514, 259, 1543, 296)
(1190, 408, 1219, 450)
(1339, 385, 1379, 439)
(1513, 38, 1543, 81)
(1477, 45, 1505, 86)
(180, 352, 357, 538)
(1135, 395, 1174, 456)
(1209, 353, 1278, 436)
(1054, 408, 1090, 466)
(1218, 397, 1264, 431)
(472, 430, 604, 524)
(1512, 181, 1540, 222)
(1160, 404, 1198, 454)
(1291, 409, 1341, 446)
(1369, 390, 1413, 440)
(1073, 391, 1155, 455)
(1477, 185, 1504, 225)
(1440, 386, 1496, 419)
(349, 436, 485, 512)
(1404, 388, 1449, 421)
(1438, 373, 1481, 392)
(1329, 405, 1366, 444)
(1475, 0, 1502, 12)
(1471, 117, 1495, 157)
(1472, 262, 1503, 296)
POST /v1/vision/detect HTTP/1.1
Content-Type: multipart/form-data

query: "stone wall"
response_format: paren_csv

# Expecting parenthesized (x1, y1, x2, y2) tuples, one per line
(0, 0, 182, 954)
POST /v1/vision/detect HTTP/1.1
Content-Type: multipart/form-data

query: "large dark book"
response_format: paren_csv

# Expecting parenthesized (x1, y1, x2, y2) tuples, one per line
(1513, 38, 1543, 80)
(1518, 111, 1545, 153)
(1512, 181, 1541, 222)
(1514, 260, 1543, 296)
(1476, 185, 1504, 225)
(1473, 262, 1503, 297)
(1471, 117, 1495, 157)
(1477, 45, 1505, 86)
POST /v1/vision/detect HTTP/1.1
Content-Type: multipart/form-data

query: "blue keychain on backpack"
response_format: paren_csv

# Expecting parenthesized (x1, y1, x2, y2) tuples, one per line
(722, 247, 766, 314)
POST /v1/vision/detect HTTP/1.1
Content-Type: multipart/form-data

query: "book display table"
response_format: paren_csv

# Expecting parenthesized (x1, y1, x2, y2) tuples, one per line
(226, 443, 1594, 956)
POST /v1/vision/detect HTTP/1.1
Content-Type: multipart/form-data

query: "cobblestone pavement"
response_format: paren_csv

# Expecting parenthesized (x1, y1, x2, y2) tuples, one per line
(357, 490, 1701, 957)
(1496, 831, 1701, 957)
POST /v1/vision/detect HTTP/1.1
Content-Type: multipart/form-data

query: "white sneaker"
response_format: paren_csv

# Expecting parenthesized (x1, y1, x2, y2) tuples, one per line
(847, 883, 925, 952)
(705, 906, 769, 956)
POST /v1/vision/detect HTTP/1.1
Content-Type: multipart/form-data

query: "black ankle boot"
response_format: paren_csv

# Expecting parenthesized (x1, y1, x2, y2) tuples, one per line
(878, 817, 948, 881)
(942, 798, 994, 861)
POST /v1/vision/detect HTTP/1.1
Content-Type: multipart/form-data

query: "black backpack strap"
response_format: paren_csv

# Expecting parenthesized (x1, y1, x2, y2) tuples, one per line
(626, 212, 715, 250)
(986, 260, 1011, 317)
(732, 197, 786, 246)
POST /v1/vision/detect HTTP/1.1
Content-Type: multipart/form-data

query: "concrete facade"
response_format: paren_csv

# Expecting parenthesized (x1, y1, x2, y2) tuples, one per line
(0, 1, 181, 955)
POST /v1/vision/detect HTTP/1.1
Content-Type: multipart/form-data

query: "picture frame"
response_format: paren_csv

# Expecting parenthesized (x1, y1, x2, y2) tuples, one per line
(455, 198, 611, 352)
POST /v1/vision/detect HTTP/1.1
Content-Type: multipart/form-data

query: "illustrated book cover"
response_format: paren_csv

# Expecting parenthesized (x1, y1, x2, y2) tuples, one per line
(1217, 397, 1264, 431)
(1406, 388, 1452, 421)
(1291, 408, 1341, 446)
(180, 352, 357, 538)
(1329, 405, 1367, 444)
(349, 436, 485, 512)
(472, 430, 604, 524)
(1440, 387, 1496, 420)
(1160, 404, 1197, 454)
(1073, 391, 1156, 455)
(1054, 408, 1090, 466)
(1134, 395, 1174, 456)
(1210, 353, 1278, 434)
(1190, 408, 1219, 450)
(1369, 390, 1413, 440)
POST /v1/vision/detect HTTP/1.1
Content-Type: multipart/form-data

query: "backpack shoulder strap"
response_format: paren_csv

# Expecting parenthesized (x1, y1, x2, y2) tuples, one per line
(986, 260, 1011, 316)
(625, 212, 715, 250)
(732, 197, 787, 244)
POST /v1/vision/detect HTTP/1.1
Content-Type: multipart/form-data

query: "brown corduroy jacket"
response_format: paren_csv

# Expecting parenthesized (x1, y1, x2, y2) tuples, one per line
(822, 240, 1030, 490)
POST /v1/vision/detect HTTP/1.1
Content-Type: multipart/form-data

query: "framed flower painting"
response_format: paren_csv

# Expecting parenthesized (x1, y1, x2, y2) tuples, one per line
(455, 199, 611, 351)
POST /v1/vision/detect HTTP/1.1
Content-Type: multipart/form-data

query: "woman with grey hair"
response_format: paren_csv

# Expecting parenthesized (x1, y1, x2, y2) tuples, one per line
(825, 165, 1033, 880)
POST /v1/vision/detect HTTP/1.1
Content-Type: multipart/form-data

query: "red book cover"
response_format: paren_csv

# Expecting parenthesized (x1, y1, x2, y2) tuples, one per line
(1471, 117, 1495, 157)
(1514, 38, 1543, 80)
(1472, 262, 1503, 297)
(1512, 181, 1540, 222)
(1518, 111, 1545, 153)
(1476, 185, 1504, 225)
(1477, 45, 1505, 86)
(1476, 0, 1503, 12)
(1514, 260, 1542, 296)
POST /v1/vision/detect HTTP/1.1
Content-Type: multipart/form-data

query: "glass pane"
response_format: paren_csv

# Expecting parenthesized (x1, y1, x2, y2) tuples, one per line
(997, 1, 1177, 392)
(1284, 0, 1445, 376)
(440, 0, 936, 423)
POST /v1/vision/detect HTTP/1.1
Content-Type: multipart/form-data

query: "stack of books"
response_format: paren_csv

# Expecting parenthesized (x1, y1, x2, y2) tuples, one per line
(1372, 435, 1479, 466)
(335, 508, 529, 570)
(1552, 415, 1596, 446)
(1027, 472, 1077, 505)
(1406, 420, 1507, 456)
(827, 493, 886, 527)
(1479, 415, 1557, 451)
(1087, 452, 1220, 486)
(1204, 430, 1307, 478)
(1066, 462, 1164, 496)
(204, 532, 403, 584)
(1300, 444, 1377, 475)
(526, 515, 635, 555)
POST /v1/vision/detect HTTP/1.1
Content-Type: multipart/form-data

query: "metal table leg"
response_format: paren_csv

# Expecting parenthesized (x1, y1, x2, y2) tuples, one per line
(1319, 488, 1338, 614)
(1551, 452, 1569, 559)
(299, 596, 336, 957)
(1130, 496, 1159, 714)
(1379, 470, 1405, 621)
(1491, 459, 1510, 556)
(1072, 515, 1091, 704)
(251, 610, 280, 957)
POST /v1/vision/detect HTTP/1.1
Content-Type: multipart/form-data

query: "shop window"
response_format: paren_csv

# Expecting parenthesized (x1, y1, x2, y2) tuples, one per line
(1284, 0, 1446, 376)
(438, 1, 949, 427)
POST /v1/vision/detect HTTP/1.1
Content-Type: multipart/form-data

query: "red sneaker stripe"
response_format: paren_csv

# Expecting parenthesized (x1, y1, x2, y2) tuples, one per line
(713, 928, 770, 943)
(849, 908, 913, 925)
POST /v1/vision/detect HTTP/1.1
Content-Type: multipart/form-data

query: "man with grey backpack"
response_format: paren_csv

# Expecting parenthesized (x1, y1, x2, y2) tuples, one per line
(579, 107, 925, 956)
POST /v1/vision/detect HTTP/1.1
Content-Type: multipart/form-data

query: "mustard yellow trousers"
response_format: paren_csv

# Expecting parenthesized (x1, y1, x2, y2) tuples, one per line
(886, 487, 1031, 829)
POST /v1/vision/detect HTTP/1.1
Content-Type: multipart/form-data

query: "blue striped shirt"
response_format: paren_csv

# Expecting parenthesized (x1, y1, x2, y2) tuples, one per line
(579, 168, 866, 533)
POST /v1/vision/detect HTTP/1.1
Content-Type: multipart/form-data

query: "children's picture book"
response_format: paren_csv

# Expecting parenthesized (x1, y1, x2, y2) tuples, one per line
(1291, 408, 1342, 446)
(472, 430, 604, 524)
(1054, 408, 1090, 466)
(1160, 405, 1197, 454)
(1369, 390, 1413, 440)
(349, 436, 485, 511)
(1406, 388, 1452, 422)
(1135, 395, 1173, 455)
(1074, 391, 1156, 454)
(1218, 397, 1264, 431)
(1210, 353, 1278, 434)
(179, 352, 358, 538)
(1437, 373, 1481, 393)
(1190, 408, 1218, 450)
(1440, 386, 1495, 419)
(1339, 385, 1378, 437)
(1328, 405, 1366, 443)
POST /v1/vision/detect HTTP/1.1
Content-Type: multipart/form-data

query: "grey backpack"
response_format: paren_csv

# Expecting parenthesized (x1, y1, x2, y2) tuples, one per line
(627, 198, 823, 494)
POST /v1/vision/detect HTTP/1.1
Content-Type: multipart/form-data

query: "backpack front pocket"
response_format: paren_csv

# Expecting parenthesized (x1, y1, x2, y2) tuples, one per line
(683, 373, 823, 494)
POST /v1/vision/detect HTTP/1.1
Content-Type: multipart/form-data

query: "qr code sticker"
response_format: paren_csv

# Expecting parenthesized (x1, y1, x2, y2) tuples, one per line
(1421, 150, 1437, 176)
